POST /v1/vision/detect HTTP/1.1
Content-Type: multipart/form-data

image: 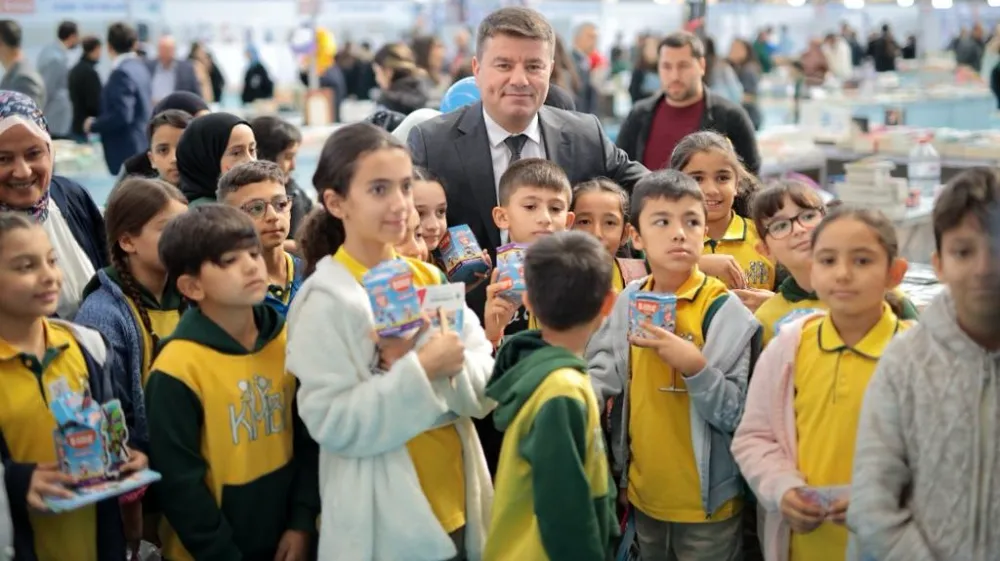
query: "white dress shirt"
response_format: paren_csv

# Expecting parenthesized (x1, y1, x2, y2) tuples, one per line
(151, 62, 177, 103)
(483, 109, 546, 244)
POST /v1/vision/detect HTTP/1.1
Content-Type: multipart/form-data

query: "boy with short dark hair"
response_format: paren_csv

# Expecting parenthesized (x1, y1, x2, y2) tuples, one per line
(484, 231, 617, 561)
(588, 169, 759, 561)
(850, 167, 1000, 560)
(218, 160, 303, 316)
(146, 204, 319, 561)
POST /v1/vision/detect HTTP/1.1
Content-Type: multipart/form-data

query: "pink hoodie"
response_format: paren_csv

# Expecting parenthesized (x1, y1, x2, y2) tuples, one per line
(731, 313, 822, 561)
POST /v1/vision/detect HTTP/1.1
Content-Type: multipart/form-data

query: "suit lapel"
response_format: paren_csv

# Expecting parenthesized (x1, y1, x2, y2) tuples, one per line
(455, 103, 501, 248)
(538, 107, 573, 178)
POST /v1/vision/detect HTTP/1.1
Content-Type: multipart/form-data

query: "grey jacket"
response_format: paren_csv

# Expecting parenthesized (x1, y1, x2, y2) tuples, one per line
(37, 42, 72, 136)
(0, 60, 46, 109)
(587, 276, 760, 516)
(850, 289, 1000, 561)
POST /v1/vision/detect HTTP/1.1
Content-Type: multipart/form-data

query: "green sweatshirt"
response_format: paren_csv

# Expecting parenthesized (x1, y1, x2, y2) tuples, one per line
(146, 305, 319, 561)
(482, 330, 617, 561)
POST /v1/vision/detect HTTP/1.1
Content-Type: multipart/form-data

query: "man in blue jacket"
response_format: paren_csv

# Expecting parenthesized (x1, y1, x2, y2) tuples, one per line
(84, 22, 152, 175)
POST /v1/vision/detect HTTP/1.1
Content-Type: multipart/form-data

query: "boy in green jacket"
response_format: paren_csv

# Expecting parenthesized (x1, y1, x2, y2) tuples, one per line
(483, 231, 618, 561)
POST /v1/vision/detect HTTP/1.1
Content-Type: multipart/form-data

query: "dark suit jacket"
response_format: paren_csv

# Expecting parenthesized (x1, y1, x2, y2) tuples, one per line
(145, 58, 201, 97)
(68, 58, 102, 137)
(408, 102, 647, 316)
(91, 57, 153, 175)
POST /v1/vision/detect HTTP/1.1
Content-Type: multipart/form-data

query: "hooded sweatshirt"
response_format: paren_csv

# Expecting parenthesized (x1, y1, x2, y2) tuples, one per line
(176, 112, 249, 206)
(483, 330, 616, 561)
(849, 290, 1000, 561)
(145, 305, 319, 561)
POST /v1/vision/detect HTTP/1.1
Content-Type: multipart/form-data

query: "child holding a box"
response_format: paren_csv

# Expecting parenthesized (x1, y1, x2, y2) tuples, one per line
(587, 170, 759, 561)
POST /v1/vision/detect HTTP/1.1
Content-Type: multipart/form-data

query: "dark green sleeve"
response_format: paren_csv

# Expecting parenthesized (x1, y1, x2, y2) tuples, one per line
(287, 387, 320, 534)
(900, 296, 920, 320)
(520, 396, 608, 561)
(146, 371, 242, 561)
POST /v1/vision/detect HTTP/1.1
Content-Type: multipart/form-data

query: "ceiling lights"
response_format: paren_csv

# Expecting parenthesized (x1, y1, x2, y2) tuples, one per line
(931, 0, 953, 8)
(844, 0, 864, 9)
(897, 0, 914, 6)
(787, 0, 807, 7)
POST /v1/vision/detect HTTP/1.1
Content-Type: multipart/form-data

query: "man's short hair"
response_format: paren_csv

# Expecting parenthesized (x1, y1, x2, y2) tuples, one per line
(476, 7, 555, 58)
(159, 204, 261, 280)
(57, 21, 78, 41)
(498, 158, 571, 206)
(933, 167, 1000, 251)
(658, 31, 705, 59)
(629, 169, 704, 232)
(217, 160, 287, 201)
(107, 22, 138, 55)
(81, 35, 102, 56)
(524, 231, 611, 331)
(0, 20, 22, 49)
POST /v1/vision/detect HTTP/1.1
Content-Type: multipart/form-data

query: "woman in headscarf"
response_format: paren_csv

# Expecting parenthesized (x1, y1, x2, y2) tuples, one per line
(0, 90, 107, 318)
(242, 45, 274, 105)
(176, 112, 256, 206)
(118, 89, 210, 182)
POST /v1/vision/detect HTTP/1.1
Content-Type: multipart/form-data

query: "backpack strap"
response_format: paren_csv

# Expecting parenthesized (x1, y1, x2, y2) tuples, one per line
(616, 258, 649, 286)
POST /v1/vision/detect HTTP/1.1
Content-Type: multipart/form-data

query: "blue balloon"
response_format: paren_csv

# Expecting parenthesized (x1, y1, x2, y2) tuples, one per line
(440, 77, 480, 113)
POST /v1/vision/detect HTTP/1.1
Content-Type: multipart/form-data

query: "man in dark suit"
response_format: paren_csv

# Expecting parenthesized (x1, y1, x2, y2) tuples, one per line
(147, 35, 201, 104)
(69, 36, 103, 141)
(409, 6, 647, 318)
(85, 22, 153, 175)
(0, 20, 46, 108)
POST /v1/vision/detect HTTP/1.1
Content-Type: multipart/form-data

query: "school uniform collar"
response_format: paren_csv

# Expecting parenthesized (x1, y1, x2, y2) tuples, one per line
(103, 266, 183, 310)
(641, 268, 708, 302)
(0, 319, 72, 363)
(706, 213, 748, 245)
(334, 246, 401, 284)
(778, 276, 817, 303)
(268, 252, 296, 300)
(817, 302, 900, 359)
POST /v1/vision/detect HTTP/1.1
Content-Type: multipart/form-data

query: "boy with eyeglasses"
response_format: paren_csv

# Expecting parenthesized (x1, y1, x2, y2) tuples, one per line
(218, 160, 303, 316)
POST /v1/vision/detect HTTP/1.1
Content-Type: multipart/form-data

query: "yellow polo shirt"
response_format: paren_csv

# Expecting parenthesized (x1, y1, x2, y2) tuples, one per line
(0, 321, 97, 561)
(627, 269, 741, 522)
(791, 303, 910, 561)
(333, 248, 467, 533)
(703, 214, 775, 291)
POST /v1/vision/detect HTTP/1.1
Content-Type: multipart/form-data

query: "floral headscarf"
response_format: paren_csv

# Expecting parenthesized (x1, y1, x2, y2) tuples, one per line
(0, 90, 53, 221)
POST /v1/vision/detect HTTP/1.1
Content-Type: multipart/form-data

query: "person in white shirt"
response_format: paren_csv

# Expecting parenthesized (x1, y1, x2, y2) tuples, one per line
(822, 32, 853, 81)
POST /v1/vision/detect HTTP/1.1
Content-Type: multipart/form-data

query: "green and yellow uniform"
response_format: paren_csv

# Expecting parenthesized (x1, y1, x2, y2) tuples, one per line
(703, 214, 775, 291)
(146, 305, 319, 561)
(790, 303, 911, 561)
(484, 330, 617, 561)
(334, 247, 467, 534)
(628, 269, 742, 522)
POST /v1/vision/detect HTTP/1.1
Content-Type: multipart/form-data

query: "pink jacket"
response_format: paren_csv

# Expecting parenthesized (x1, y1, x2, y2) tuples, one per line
(731, 314, 821, 561)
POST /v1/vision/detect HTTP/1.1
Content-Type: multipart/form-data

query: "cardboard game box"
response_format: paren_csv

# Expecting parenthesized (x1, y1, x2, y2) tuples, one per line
(46, 387, 161, 513)
(418, 283, 465, 332)
(363, 259, 424, 338)
(495, 243, 527, 303)
(437, 225, 490, 285)
(628, 292, 677, 338)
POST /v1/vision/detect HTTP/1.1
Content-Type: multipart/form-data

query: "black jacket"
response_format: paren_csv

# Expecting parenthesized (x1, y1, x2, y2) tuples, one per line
(615, 88, 761, 175)
(241, 62, 274, 105)
(377, 75, 429, 116)
(68, 58, 102, 137)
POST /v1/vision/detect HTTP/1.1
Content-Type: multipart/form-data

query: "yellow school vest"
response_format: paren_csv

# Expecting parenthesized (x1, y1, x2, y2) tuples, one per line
(703, 214, 775, 291)
(333, 247, 467, 533)
(790, 304, 910, 561)
(0, 320, 97, 561)
(107, 267, 183, 383)
(627, 269, 741, 522)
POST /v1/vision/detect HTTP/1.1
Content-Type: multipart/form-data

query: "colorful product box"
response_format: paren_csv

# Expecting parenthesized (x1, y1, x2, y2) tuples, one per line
(418, 283, 465, 332)
(362, 259, 424, 338)
(437, 225, 490, 285)
(628, 291, 677, 338)
(494, 243, 527, 303)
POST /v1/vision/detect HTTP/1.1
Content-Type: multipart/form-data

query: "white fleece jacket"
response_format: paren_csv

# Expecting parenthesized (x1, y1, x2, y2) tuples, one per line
(286, 256, 496, 561)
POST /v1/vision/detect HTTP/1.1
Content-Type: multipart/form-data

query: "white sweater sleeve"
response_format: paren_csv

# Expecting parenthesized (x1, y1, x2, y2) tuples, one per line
(287, 284, 450, 458)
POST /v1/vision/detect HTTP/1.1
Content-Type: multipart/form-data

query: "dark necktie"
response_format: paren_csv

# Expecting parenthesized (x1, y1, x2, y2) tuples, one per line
(504, 134, 529, 163)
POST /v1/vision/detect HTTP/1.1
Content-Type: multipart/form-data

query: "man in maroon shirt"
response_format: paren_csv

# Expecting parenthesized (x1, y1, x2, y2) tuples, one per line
(616, 31, 760, 174)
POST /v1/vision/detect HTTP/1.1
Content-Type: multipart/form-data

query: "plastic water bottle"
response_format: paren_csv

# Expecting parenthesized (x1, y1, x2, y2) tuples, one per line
(908, 137, 941, 199)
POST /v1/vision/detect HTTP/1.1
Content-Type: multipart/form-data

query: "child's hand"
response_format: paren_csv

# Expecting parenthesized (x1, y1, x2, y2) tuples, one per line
(780, 488, 826, 534)
(417, 311, 466, 380)
(733, 288, 774, 312)
(630, 323, 707, 376)
(370, 323, 428, 371)
(274, 529, 310, 561)
(121, 448, 149, 474)
(27, 463, 75, 511)
(484, 268, 518, 345)
(827, 497, 849, 525)
(465, 250, 494, 294)
(699, 254, 747, 289)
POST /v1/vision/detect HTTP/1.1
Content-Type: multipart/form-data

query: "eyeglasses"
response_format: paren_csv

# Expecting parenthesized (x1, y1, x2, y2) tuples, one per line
(240, 196, 292, 219)
(764, 208, 824, 239)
